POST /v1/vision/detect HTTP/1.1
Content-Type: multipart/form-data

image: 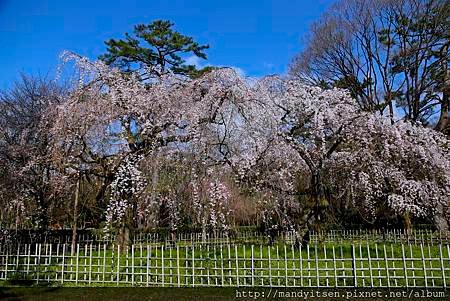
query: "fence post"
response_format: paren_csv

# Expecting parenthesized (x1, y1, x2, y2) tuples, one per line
(366, 243, 373, 288)
(358, 244, 365, 287)
(251, 245, 254, 287)
(439, 244, 446, 288)
(89, 244, 92, 285)
(351, 244, 357, 287)
(244, 245, 247, 286)
(276, 245, 280, 286)
(383, 244, 390, 288)
(69, 243, 74, 282)
(401, 244, 408, 287)
(420, 244, 427, 287)
(235, 245, 239, 287)
(84, 245, 89, 282)
(138, 244, 143, 284)
(191, 246, 195, 287)
(213, 245, 218, 286)
(36, 243, 41, 284)
(374, 244, 380, 286)
(4, 245, 9, 281)
(146, 245, 150, 287)
(220, 244, 224, 286)
(102, 244, 106, 284)
(48, 244, 52, 282)
(259, 242, 266, 286)
(427, 245, 435, 287)
(332, 245, 337, 287)
(204, 245, 209, 286)
(299, 244, 303, 287)
(284, 245, 288, 287)
(177, 245, 180, 287)
(323, 245, 329, 287)
(0, 244, 2, 280)
(61, 244, 65, 284)
(169, 247, 173, 286)
(26, 244, 31, 276)
(161, 245, 164, 287)
(228, 245, 232, 286)
(125, 246, 129, 284)
(131, 244, 135, 286)
(117, 244, 120, 286)
(15, 243, 20, 278)
(75, 244, 79, 285)
(391, 245, 398, 286)
(315, 244, 319, 287)
(267, 245, 272, 287)
(43, 244, 48, 282)
(408, 245, 416, 287)
(307, 245, 311, 286)
(56, 244, 60, 282)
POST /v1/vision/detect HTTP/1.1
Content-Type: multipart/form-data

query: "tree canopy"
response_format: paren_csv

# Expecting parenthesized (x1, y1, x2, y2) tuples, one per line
(99, 20, 209, 79)
(289, 0, 449, 134)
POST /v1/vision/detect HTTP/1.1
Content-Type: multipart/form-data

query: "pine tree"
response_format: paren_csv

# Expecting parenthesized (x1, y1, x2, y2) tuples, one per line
(100, 20, 209, 79)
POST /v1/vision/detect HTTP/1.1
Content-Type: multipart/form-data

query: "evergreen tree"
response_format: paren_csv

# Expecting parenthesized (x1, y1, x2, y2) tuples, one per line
(100, 20, 209, 79)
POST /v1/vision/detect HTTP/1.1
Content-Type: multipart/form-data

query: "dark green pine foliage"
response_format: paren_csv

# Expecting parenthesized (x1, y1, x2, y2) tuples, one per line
(100, 20, 209, 79)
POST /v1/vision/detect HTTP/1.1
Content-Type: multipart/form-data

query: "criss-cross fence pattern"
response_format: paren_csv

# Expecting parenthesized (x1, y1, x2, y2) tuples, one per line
(1, 242, 449, 287)
(309, 229, 450, 245)
(1, 230, 292, 245)
(2, 229, 449, 246)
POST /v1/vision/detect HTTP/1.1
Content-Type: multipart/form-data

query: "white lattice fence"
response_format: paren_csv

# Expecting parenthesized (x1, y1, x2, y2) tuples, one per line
(0, 242, 449, 287)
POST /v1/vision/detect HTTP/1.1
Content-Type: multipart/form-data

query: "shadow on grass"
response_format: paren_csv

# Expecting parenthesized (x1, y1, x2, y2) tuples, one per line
(1, 287, 450, 301)
(0, 287, 239, 301)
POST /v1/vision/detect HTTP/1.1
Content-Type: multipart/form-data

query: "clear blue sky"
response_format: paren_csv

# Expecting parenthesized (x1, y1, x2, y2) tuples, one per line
(0, 0, 333, 89)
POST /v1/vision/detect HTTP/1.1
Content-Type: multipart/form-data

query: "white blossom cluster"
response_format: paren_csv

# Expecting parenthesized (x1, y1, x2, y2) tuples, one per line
(105, 155, 146, 231)
(190, 168, 232, 233)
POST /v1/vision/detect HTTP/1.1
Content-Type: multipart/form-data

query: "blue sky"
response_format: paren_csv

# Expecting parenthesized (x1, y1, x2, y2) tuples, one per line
(0, 0, 333, 89)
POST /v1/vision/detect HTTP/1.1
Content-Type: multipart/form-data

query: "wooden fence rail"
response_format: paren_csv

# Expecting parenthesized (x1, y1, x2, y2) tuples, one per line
(0, 242, 449, 287)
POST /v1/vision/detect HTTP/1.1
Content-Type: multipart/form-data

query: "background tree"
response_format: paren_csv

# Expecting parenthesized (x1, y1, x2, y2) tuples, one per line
(387, 0, 449, 131)
(0, 75, 65, 229)
(289, 0, 449, 131)
(99, 20, 209, 79)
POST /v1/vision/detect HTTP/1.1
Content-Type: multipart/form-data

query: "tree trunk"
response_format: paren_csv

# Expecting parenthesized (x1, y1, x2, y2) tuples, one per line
(117, 204, 137, 249)
(170, 230, 177, 247)
(201, 224, 207, 243)
(435, 90, 449, 134)
(118, 223, 130, 250)
(295, 170, 327, 246)
(15, 204, 19, 232)
(402, 212, 412, 232)
(435, 44, 449, 135)
(95, 177, 112, 207)
(311, 171, 325, 229)
(433, 203, 449, 232)
(294, 224, 310, 247)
